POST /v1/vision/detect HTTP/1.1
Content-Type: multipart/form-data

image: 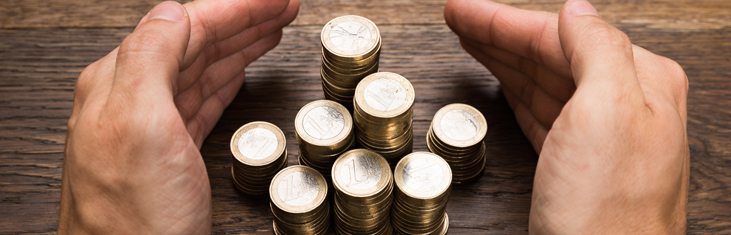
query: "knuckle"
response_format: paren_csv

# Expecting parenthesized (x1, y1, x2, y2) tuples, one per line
(582, 21, 632, 51)
(74, 62, 98, 99)
(660, 56, 689, 94)
(118, 30, 167, 58)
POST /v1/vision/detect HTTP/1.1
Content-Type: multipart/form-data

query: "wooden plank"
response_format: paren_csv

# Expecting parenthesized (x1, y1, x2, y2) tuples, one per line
(1, 5, 730, 233)
(2, 0, 730, 30)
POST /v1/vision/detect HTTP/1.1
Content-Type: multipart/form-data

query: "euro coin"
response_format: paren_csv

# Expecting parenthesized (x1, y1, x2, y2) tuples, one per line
(392, 152, 451, 235)
(320, 15, 382, 107)
(230, 121, 288, 195)
(353, 72, 415, 165)
(295, 100, 355, 181)
(269, 165, 330, 235)
(427, 103, 488, 184)
(332, 149, 394, 235)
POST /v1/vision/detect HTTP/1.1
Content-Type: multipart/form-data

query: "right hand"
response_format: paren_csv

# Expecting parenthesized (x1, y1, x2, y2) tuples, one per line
(445, 0, 689, 233)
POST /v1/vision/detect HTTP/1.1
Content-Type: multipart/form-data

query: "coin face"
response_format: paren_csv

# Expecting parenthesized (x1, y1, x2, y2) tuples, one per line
(231, 121, 286, 166)
(364, 78, 407, 111)
(295, 100, 353, 148)
(329, 21, 372, 52)
(355, 72, 415, 119)
(270, 165, 328, 214)
(238, 127, 278, 160)
(432, 103, 487, 148)
(440, 110, 479, 141)
(394, 152, 452, 199)
(278, 171, 320, 206)
(402, 158, 444, 193)
(339, 155, 382, 189)
(332, 149, 391, 197)
(321, 15, 379, 59)
(303, 106, 345, 140)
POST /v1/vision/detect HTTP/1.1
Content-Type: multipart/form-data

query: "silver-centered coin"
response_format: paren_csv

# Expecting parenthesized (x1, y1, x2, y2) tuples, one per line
(329, 21, 372, 52)
(303, 106, 345, 140)
(238, 127, 278, 160)
(403, 158, 444, 193)
(364, 78, 407, 112)
(440, 110, 479, 141)
(278, 171, 320, 207)
(339, 154, 382, 189)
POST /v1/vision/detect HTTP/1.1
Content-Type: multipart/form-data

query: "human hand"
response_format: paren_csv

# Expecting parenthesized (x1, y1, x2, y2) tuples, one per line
(58, 0, 298, 233)
(445, 0, 688, 233)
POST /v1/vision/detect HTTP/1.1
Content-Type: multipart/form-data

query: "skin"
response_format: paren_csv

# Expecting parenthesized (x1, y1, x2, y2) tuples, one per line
(445, 0, 689, 234)
(58, 0, 299, 233)
(59, 0, 689, 233)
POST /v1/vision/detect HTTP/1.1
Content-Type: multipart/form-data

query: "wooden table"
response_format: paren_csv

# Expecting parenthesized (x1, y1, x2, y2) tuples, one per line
(2, 0, 729, 234)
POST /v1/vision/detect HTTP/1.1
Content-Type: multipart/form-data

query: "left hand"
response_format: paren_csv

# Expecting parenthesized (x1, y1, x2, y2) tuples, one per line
(58, 0, 299, 233)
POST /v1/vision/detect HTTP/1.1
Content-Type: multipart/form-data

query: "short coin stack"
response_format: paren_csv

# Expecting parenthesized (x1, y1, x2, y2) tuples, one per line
(332, 149, 394, 235)
(230, 121, 288, 195)
(295, 100, 355, 180)
(320, 15, 382, 108)
(427, 103, 488, 184)
(392, 152, 451, 235)
(353, 72, 415, 166)
(270, 165, 330, 235)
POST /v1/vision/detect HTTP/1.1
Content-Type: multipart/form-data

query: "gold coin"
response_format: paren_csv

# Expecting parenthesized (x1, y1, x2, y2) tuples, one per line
(230, 121, 288, 195)
(295, 100, 353, 148)
(393, 153, 452, 194)
(331, 149, 391, 198)
(431, 103, 487, 148)
(354, 72, 415, 120)
(321, 15, 381, 61)
(269, 165, 328, 215)
(230, 121, 286, 167)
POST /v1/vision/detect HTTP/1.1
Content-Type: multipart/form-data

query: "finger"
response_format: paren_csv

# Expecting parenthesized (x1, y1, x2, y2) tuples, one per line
(461, 37, 576, 102)
(462, 39, 564, 130)
(503, 87, 549, 153)
(187, 71, 247, 148)
(559, 0, 643, 99)
(444, 0, 572, 79)
(180, 0, 292, 68)
(104, 1, 190, 118)
(175, 30, 283, 122)
(176, 0, 299, 93)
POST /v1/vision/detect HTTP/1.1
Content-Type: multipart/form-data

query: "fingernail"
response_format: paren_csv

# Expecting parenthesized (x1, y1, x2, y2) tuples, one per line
(566, 0, 600, 17)
(147, 1, 186, 22)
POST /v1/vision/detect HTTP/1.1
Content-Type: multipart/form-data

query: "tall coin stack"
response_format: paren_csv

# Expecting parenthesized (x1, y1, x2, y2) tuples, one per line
(320, 15, 382, 108)
(353, 72, 415, 166)
(270, 165, 330, 235)
(230, 121, 288, 195)
(427, 103, 488, 184)
(331, 149, 394, 235)
(295, 100, 356, 180)
(392, 152, 451, 235)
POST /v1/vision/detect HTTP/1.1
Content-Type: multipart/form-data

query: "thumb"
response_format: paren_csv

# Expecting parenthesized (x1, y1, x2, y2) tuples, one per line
(559, 0, 642, 97)
(105, 1, 190, 117)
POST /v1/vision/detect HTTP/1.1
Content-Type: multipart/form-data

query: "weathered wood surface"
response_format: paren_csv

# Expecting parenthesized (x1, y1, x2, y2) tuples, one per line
(1, 0, 730, 234)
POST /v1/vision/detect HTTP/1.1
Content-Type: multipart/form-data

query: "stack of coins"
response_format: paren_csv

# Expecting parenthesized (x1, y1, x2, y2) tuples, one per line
(270, 165, 330, 235)
(392, 152, 451, 235)
(427, 103, 488, 184)
(320, 15, 382, 108)
(353, 72, 415, 166)
(230, 121, 288, 195)
(295, 100, 356, 180)
(331, 149, 394, 235)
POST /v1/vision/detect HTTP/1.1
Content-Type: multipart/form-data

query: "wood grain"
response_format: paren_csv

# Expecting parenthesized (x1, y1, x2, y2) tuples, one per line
(1, 0, 730, 234)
